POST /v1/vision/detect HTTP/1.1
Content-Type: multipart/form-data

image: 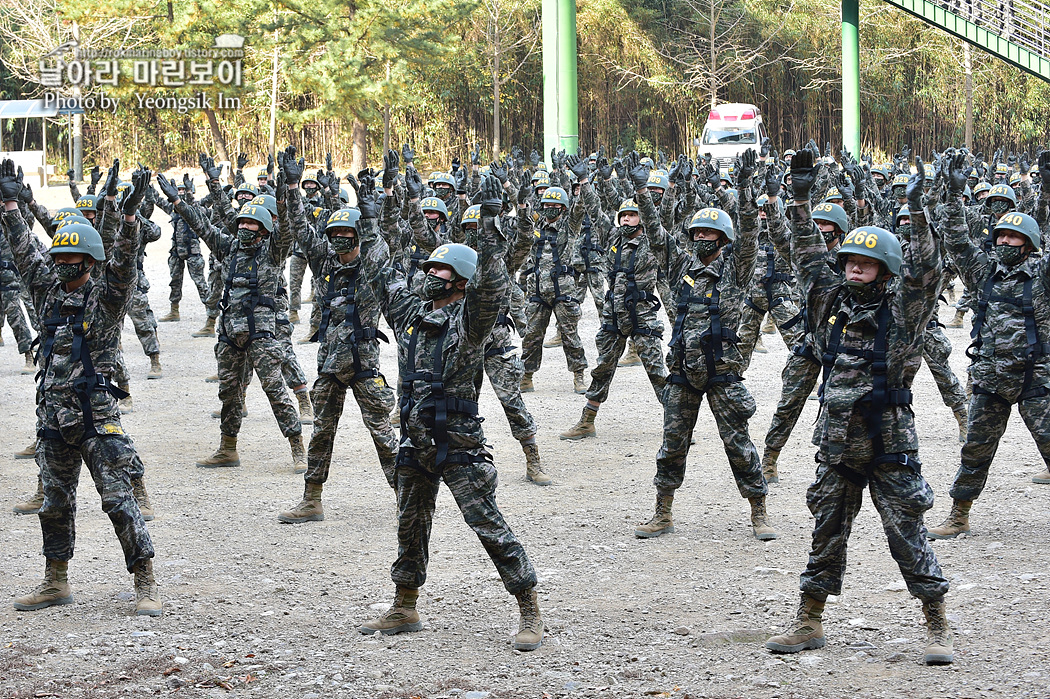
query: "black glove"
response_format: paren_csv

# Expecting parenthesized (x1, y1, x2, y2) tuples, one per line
(19, 180, 33, 204)
(512, 147, 525, 171)
(279, 145, 303, 185)
(470, 145, 481, 166)
(181, 172, 195, 200)
(325, 152, 334, 174)
(612, 158, 626, 182)
(668, 154, 684, 185)
(657, 149, 667, 169)
(597, 156, 613, 181)
(760, 137, 772, 159)
(628, 157, 649, 191)
(156, 173, 180, 202)
(906, 158, 925, 210)
(790, 148, 817, 201)
(237, 153, 249, 170)
(103, 159, 120, 197)
(529, 149, 540, 168)
(122, 168, 151, 215)
(401, 143, 415, 164)
(765, 165, 781, 198)
(266, 153, 275, 179)
(382, 149, 400, 190)
(454, 166, 468, 194)
(405, 167, 423, 200)
(66, 168, 75, 181)
(202, 155, 221, 182)
(736, 149, 757, 186)
(357, 173, 377, 218)
(451, 156, 461, 174)
(90, 165, 102, 188)
(1038, 152, 1050, 189)
(567, 154, 589, 180)
(489, 160, 509, 185)
(480, 174, 502, 218)
(517, 178, 530, 206)
(1020, 152, 1031, 177)
(0, 159, 20, 202)
(946, 152, 968, 196)
(838, 170, 855, 198)
(705, 163, 720, 191)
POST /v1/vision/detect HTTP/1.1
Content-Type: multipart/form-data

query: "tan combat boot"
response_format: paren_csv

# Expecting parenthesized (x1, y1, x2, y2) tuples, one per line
(946, 307, 965, 328)
(543, 330, 562, 348)
(192, 316, 216, 337)
(749, 496, 779, 541)
(520, 373, 535, 393)
(289, 310, 300, 324)
(762, 448, 780, 484)
(21, 351, 35, 375)
(1034, 468, 1050, 484)
(12, 476, 44, 515)
(14, 559, 74, 611)
(559, 405, 597, 440)
(196, 435, 241, 468)
(926, 499, 972, 539)
(618, 341, 642, 367)
(513, 586, 544, 651)
(753, 334, 768, 353)
(761, 313, 776, 334)
(522, 441, 551, 486)
(278, 482, 325, 523)
(954, 406, 968, 443)
(296, 390, 314, 425)
(290, 434, 307, 474)
(133, 559, 162, 616)
(358, 587, 423, 635)
(922, 597, 954, 664)
(146, 353, 163, 379)
(13, 439, 37, 460)
(635, 494, 675, 538)
(766, 592, 827, 653)
(132, 477, 154, 521)
(205, 374, 220, 383)
(117, 381, 133, 414)
(297, 326, 319, 344)
(573, 370, 588, 394)
(159, 304, 179, 322)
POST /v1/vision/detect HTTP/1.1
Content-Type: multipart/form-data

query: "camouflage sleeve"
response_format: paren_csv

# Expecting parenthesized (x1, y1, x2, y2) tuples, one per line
(676, 185, 699, 230)
(733, 186, 760, 287)
(28, 201, 52, 232)
(597, 176, 619, 213)
(3, 207, 55, 311)
(789, 200, 840, 322)
(765, 198, 792, 269)
(463, 214, 509, 347)
(568, 186, 584, 242)
(287, 188, 328, 263)
(99, 216, 140, 320)
(268, 193, 295, 266)
(659, 187, 675, 231)
(380, 192, 406, 253)
(139, 216, 162, 244)
(100, 197, 120, 251)
(411, 198, 443, 254)
(900, 205, 942, 330)
(175, 199, 232, 261)
(153, 195, 174, 216)
(1036, 188, 1050, 229)
(234, 169, 245, 187)
(840, 186, 858, 227)
(68, 180, 81, 203)
(715, 186, 737, 221)
(639, 186, 690, 278)
(507, 212, 535, 273)
(812, 163, 830, 203)
(358, 215, 390, 282)
(207, 180, 234, 223)
(943, 197, 989, 291)
(468, 170, 481, 197)
(447, 198, 464, 244)
(1017, 177, 1036, 215)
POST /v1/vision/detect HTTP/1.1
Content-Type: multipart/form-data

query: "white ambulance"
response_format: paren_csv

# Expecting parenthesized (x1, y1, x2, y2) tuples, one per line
(698, 103, 767, 170)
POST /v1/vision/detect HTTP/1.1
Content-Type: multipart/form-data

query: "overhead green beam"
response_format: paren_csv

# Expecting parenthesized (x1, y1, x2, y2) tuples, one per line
(542, 0, 558, 164)
(882, 0, 1050, 82)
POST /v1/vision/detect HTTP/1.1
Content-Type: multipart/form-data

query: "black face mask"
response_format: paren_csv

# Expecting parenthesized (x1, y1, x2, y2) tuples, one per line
(693, 238, 720, 259)
(892, 186, 906, 200)
(330, 234, 357, 254)
(844, 279, 884, 304)
(896, 223, 913, 239)
(303, 185, 319, 199)
(987, 200, 1011, 215)
(620, 223, 641, 238)
(421, 273, 456, 301)
(55, 261, 88, 282)
(996, 243, 1027, 266)
(237, 226, 262, 249)
(434, 187, 454, 201)
(651, 191, 664, 206)
(426, 218, 445, 234)
(543, 207, 562, 222)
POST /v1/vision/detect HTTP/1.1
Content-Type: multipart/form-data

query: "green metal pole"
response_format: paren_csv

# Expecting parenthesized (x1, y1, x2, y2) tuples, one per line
(556, 0, 579, 155)
(841, 0, 860, 156)
(542, 0, 559, 164)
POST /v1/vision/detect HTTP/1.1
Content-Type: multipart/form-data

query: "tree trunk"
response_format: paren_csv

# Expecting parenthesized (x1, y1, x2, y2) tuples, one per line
(963, 42, 973, 150)
(492, 16, 501, 159)
(383, 62, 392, 155)
(204, 109, 230, 164)
(269, 30, 279, 160)
(709, 0, 717, 108)
(351, 120, 367, 173)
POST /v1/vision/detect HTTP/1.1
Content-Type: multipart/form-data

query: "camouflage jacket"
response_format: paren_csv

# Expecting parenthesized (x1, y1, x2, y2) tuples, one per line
(0, 224, 20, 291)
(3, 207, 139, 439)
(372, 212, 508, 468)
(380, 191, 428, 293)
(643, 183, 759, 387)
(569, 179, 611, 274)
(790, 200, 941, 463)
(176, 196, 293, 342)
(944, 198, 1050, 401)
(287, 189, 390, 377)
(516, 190, 584, 305)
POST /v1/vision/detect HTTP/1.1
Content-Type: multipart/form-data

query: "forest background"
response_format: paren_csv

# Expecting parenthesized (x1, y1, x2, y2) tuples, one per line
(0, 0, 1046, 174)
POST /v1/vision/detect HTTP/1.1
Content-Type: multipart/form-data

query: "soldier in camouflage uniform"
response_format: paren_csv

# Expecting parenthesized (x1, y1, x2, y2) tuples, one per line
(0, 214, 35, 373)
(631, 149, 776, 543)
(277, 175, 400, 524)
(358, 174, 543, 652)
(766, 149, 952, 666)
(927, 152, 1050, 541)
(3, 160, 161, 616)
(157, 147, 306, 472)
(560, 154, 667, 441)
(155, 175, 211, 323)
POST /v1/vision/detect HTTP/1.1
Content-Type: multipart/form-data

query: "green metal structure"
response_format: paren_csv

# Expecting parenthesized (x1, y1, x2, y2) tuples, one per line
(842, 0, 861, 157)
(542, 0, 579, 163)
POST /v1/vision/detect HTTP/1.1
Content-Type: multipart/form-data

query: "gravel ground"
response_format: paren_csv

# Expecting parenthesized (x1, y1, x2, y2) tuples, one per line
(1, 183, 1049, 698)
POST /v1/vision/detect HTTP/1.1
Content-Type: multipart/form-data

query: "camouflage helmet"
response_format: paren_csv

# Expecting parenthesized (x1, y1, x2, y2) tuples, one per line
(811, 202, 849, 235)
(420, 196, 449, 220)
(49, 221, 106, 262)
(646, 171, 670, 192)
(540, 186, 569, 209)
(75, 194, 99, 212)
(837, 226, 903, 276)
(823, 186, 843, 202)
(234, 183, 259, 200)
(687, 208, 736, 241)
(235, 203, 274, 233)
(325, 207, 361, 234)
(993, 211, 1041, 251)
(250, 194, 277, 217)
(428, 171, 455, 189)
(895, 204, 911, 226)
(616, 198, 640, 224)
(985, 183, 1018, 208)
(461, 204, 482, 227)
(973, 181, 993, 198)
(421, 242, 478, 281)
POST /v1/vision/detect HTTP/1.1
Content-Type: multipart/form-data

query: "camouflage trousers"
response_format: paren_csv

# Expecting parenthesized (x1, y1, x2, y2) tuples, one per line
(737, 297, 804, 372)
(586, 327, 666, 404)
(508, 282, 528, 335)
(305, 371, 397, 488)
(391, 451, 537, 594)
(277, 317, 307, 388)
(113, 343, 130, 387)
(949, 389, 1050, 501)
(764, 350, 821, 454)
(522, 299, 587, 375)
(800, 452, 948, 601)
(128, 287, 160, 357)
(484, 327, 536, 442)
(205, 252, 222, 319)
(37, 432, 155, 573)
(22, 288, 39, 332)
(657, 277, 675, 326)
(168, 252, 210, 307)
(0, 287, 33, 354)
(654, 379, 767, 498)
(216, 337, 302, 438)
(922, 323, 967, 412)
(576, 268, 606, 316)
(288, 255, 310, 312)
